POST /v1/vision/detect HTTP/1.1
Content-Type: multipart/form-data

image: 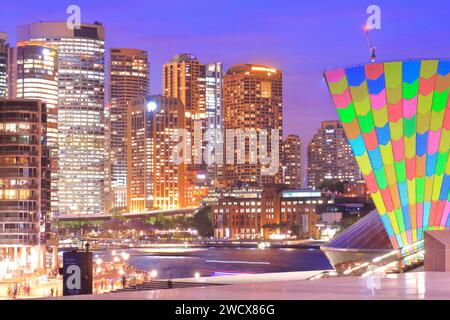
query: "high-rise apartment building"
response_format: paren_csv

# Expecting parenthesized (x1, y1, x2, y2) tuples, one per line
(222, 64, 283, 187)
(282, 135, 305, 188)
(307, 120, 360, 189)
(0, 99, 50, 270)
(8, 41, 59, 214)
(18, 22, 106, 215)
(162, 54, 217, 205)
(127, 95, 186, 211)
(0, 32, 8, 97)
(108, 48, 149, 211)
(163, 54, 202, 131)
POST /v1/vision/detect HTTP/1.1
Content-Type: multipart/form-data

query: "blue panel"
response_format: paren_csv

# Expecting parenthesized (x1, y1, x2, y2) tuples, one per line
(437, 60, 450, 76)
(367, 147, 383, 170)
(440, 174, 450, 200)
(401, 205, 411, 231)
(402, 61, 421, 83)
(398, 181, 409, 206)
(348, 135, 366, 156)
(345, 66, 366, 87)
(416, 132, 428, 157)
(423, 201, 431, 228)
(367, 75, 385, 94)
(376, 123, 391, 145)
(425, 153, 438, 177)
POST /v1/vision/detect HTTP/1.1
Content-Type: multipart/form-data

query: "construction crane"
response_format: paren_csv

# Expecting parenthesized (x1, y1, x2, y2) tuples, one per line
(364, 24, 376, 63)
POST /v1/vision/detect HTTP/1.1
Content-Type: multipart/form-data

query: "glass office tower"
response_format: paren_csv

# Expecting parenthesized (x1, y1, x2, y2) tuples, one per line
(18, 22, 106, 215)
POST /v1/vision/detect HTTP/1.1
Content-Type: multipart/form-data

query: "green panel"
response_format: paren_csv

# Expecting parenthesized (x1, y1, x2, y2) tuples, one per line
(431, 90, 449, 112)
(373, 167, 388, 189)
(403, 116, 417, 137)
(394, 160, 407, 183)
(336, 102, 357, 123)
(416, 177, 425, 203)
(436, 151, 448, 176)
(403, 79, 419, 99)
(394, 208, 406, 233)
(357, 112, 375, 133)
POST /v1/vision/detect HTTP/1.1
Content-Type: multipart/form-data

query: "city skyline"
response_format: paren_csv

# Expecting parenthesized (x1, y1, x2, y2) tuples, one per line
(2, 0, 450, 144)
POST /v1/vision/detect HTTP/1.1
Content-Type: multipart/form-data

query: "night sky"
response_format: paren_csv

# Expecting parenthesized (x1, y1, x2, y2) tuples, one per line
(1, 0, 449, 144)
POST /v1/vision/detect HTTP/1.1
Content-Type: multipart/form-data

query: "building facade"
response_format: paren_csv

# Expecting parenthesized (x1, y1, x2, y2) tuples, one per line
(7, 41, 59, 215)
(18, 22, 106, 215)
(222, 64, 283, 187)
(307, 120, 360, 189)
(0, 99, 50, 270)
(108, 48, 149, 211)
(0, 32, 7, 98)
(162, 54, 218, 205)
(127, 95, 186, 211)
(212, 185, 332, 240)
(282, 134, 305, 188)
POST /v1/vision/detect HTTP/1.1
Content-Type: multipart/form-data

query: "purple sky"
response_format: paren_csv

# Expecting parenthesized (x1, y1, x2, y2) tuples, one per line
(1, 0, 449, 143)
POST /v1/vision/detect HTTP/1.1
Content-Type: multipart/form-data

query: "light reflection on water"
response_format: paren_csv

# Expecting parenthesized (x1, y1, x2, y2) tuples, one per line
(100, 247, 332, 279)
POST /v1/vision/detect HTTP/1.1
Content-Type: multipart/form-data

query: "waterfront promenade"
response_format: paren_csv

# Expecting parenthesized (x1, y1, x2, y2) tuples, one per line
(49, 271, 450, 300)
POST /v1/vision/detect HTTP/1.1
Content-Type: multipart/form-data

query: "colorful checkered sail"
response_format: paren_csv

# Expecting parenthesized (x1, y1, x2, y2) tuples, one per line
(324, 60, 450, 249)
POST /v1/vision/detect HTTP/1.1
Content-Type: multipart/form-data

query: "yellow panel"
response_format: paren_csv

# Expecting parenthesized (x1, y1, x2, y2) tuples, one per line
(439, 129, 450, 154)
(407, 180, 416, 205)
(355, 152, 373, 176)
(379, 143, 394, 165)
(384, 163, 397, 185)
(328, 78, 348, 94)
(404, 136, 416, 158)
(390, 120, 404, 141)
(372, 107, 388, 127)
(371, 191, 386, 214)
(420, 60, 439, 79)
(432, 174, 444, 201)
(388, 211, 400, 235)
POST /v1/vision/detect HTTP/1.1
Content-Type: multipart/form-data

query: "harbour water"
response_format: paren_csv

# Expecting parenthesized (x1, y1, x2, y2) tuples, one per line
(98, 247, 332, 279)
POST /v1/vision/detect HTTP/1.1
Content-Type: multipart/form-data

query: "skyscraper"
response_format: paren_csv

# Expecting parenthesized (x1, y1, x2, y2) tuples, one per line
(127, 95, 186, 211)
(307, 120, 360, 189)
(199, 62, 224, 185)
(162, 54, 213, 205)
(0, 99, 50, 270)
(163, 54, 202, 132)
(18, 22, 106, 215)
(7, 41, 59, 214)
(108, 48, 149, 211)
(200, 62, 223, 131)
(0, 32, 8, 97)
(222, 64, 283, 187)
(283, 135, 305, 188)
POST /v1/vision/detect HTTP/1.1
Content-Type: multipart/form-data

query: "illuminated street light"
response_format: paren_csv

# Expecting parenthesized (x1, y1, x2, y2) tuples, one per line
(150, 270, 158, 278)
(194, 272, 200, 279)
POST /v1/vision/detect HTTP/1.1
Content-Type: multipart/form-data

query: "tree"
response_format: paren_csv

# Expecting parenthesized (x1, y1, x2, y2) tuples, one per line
(192, 206, 213, 237)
